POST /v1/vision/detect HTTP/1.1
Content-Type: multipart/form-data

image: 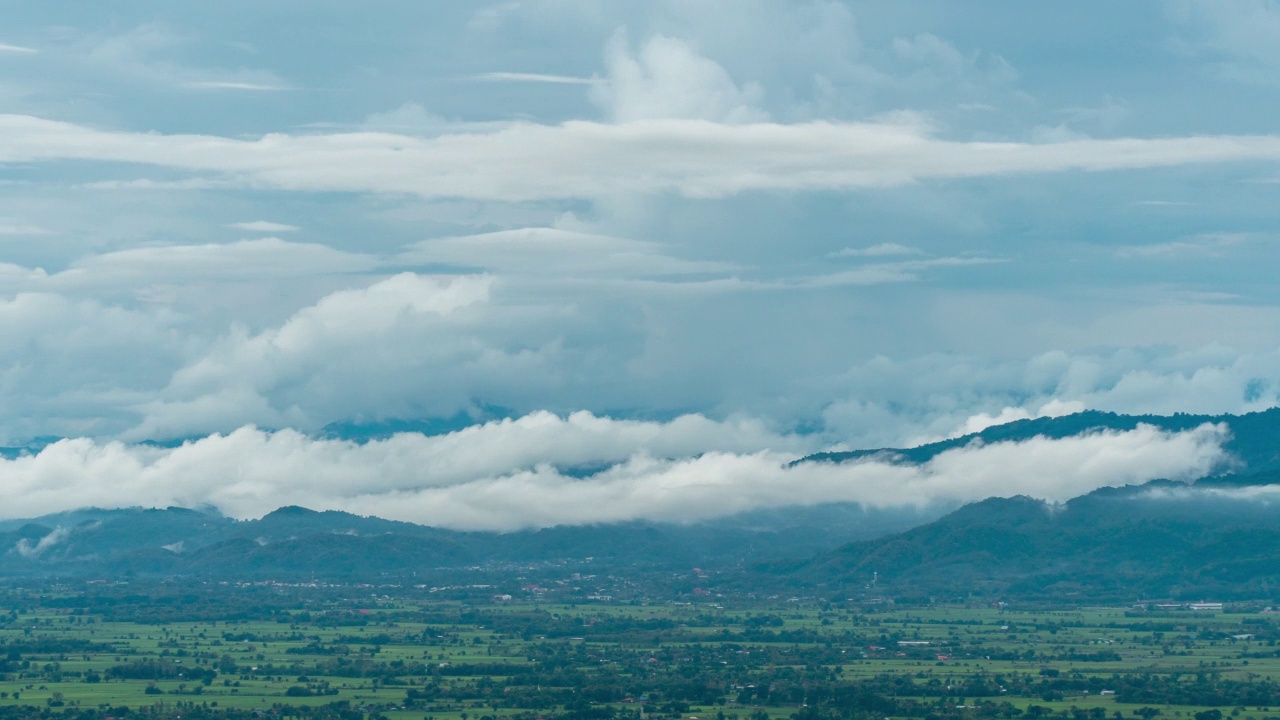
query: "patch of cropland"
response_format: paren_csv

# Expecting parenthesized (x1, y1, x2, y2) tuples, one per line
(2, 583, 1280, 720)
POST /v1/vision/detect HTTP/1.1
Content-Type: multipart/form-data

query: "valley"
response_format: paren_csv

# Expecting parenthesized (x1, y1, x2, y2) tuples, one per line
(3, 583, 1280, 720)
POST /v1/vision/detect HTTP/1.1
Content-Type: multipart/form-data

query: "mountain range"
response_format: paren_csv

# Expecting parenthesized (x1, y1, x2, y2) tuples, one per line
(2, 408, 1278, 601)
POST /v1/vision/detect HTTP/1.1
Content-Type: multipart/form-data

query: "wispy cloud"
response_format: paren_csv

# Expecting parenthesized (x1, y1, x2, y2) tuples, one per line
(399, 227, 736, 279)
(800, 256, 1002, 288)
(12, 527, 70, 558)
(7, 114, 1280, 202)
(1116, 232, 1262, 259)
(591, 32, 767, 123)
(182, 80, 290, 91)
(0, 224, 52, 236)
(471, 71, 598, 85)
(0, 42, 36, 54)
(84, 23, 291, 92)
(78, 178, 242, 191)
(830, 243, 923, 258)
(229, 220, 300, 233)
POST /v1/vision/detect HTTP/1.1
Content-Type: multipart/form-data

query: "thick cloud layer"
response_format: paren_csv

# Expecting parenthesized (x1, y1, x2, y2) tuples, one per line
(1, 1, 1278, 501)
(0, 254, 1277, 448)
(0, 418, 1228, 529)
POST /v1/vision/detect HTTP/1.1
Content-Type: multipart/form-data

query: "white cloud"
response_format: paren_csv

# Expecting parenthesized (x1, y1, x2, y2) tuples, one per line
(0, 2, 1275, 470)
(0, 294, 181, 442)
(1057, 98, 1130, 134)
(472, 72, 598, 85)
(361, 103, 453, 135)
(818, 344, 1280, 450)
(57, 239, 376, 286)
(359, 103, 519, 137)
(0, 42, 36, 54)
(229, 221, 300, 233)
(894, 33, 968, 71)
(128, 272, 500, 439)
(29, 243, 998, 442)
(892, 33, 1018, 86)
(400, 227, 736, 279)
(83, 23, 291, 92)
(0, 240, 379, 300)
(0, 238, 1271, 451)
(1167, 0, 1280, 84)
(929, 398, 1087, 443)
(830, 243, 922, 258)
(1116, 232, 1262, 259)
(5, 113, 1280, 202)
(798, 256, 1000, 288)
(467, 1, 523, 32)
(590, 32, 768, 123)
(0, 224, 51, 236)
(12, 527, 70, 558)
(77, 178, 242, 191)
(182, 81, 289, 91)
(0, 419, 1228, 529)
(0, 236, 994, 443)
(1144, 483, 1280, 503)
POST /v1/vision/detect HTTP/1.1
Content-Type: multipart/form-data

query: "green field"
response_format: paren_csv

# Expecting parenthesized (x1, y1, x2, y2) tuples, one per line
(2, 585, 1280, 720)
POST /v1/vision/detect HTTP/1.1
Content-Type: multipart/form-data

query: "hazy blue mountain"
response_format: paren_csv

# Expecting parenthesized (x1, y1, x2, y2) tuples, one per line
(320, 406, 515, 442)
(0, 436, 62, 460)
(799, 407, 1280, 473)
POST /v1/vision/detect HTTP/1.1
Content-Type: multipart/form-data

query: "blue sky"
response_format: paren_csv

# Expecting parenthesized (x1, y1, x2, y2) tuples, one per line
(0, 1, 1278, 524)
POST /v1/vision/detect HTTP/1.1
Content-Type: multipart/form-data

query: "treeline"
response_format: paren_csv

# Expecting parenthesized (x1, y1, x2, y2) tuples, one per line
(106, 660, 217, 684)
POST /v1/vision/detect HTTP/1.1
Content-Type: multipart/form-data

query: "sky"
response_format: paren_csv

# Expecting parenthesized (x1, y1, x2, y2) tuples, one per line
(0, 1, 1278, 526)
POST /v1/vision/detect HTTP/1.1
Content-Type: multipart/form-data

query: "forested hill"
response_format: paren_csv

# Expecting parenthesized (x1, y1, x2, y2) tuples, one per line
(775, 407, 1280, 602)
(0, 503, 934, 580)
(797, 407, 1280, 473)
(778, 470, 1280, 602)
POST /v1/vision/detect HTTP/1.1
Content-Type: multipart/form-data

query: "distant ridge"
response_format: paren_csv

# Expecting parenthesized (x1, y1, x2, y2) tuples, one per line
(0, 502, 931, 580)
(798, 407, 1280, 473)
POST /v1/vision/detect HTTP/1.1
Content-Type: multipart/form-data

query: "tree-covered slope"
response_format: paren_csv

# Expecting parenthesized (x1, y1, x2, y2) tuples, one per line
(782, 474, 1280, 602)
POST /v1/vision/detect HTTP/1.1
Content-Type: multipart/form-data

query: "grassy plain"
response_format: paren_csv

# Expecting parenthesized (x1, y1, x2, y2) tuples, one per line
(2, 587, 1279, 720)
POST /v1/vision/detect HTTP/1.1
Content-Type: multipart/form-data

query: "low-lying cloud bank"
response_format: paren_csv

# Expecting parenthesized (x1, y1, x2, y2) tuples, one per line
(0, 415, 1229, 530)
(1142, 483, 1280, 504)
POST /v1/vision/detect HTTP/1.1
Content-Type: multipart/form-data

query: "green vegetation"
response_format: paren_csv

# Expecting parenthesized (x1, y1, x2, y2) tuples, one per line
(2, 582, 1280, 720)
(784, 484, 1280, 602)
